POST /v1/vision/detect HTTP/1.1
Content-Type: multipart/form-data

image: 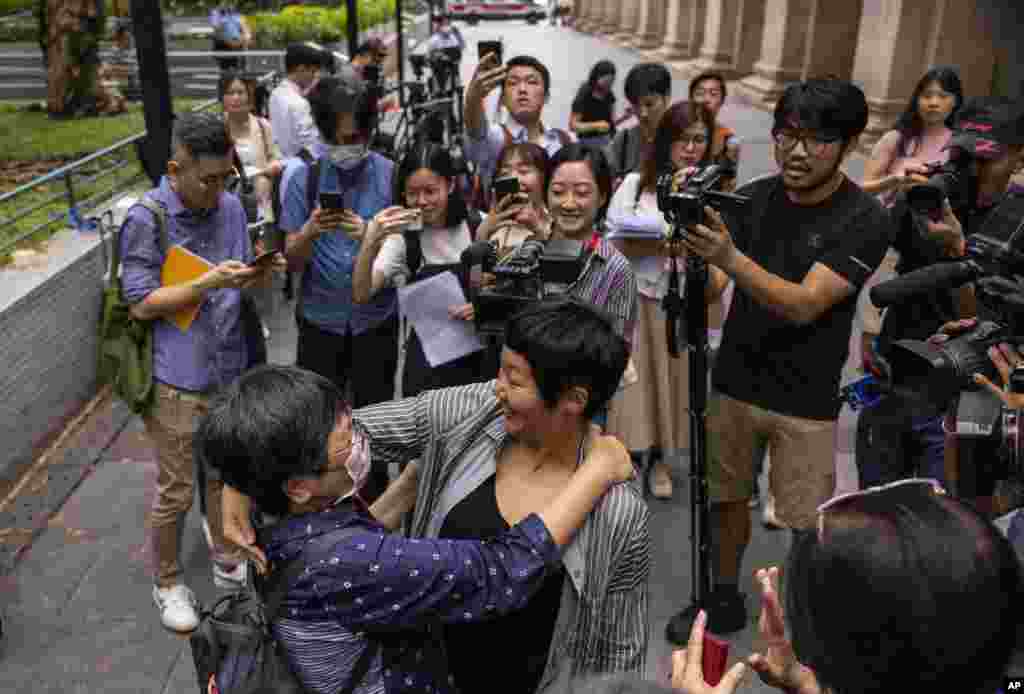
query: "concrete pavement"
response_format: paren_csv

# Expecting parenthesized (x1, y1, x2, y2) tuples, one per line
(0, 19, 1015, 693)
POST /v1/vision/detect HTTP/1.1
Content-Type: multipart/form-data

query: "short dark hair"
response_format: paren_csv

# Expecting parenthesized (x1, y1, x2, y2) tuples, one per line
(689, 71, 728, 100)
(285, 42, 327, 72)
(217, 69, 256, 107)
(503, 298, 628, 420)
(504, 55, 551, 96)
(307, 74, 376, 141)
(787, 484, 1024, 694)
(773, 77, 869, 144)
(195, 365, 350, 517)
(623, 63, 672, 103)
(171, 112, 233, 161)
(394, 142, 469, 227)
(546, 143, 613, 220)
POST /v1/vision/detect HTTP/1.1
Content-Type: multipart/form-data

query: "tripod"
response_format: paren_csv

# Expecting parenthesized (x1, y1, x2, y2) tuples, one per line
(662, 234, 714, 645)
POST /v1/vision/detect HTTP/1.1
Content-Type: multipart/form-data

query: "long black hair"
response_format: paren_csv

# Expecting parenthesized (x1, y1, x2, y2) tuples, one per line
(892, 66, 964, 157)
(575, 59, 616, 105)
(394, 142, 469, 228)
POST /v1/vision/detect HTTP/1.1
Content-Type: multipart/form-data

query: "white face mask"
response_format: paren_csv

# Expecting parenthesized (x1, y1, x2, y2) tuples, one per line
(328, 143, 368, 171)
(342, 424, 371, 498)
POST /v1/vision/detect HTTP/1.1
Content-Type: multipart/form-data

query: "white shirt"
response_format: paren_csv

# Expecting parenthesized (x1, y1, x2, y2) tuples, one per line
(373, 222, 472, 287)
(268, 78, 322, 159)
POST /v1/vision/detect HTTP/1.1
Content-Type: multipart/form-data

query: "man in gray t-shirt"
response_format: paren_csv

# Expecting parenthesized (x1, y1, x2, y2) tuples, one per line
(605, 63, 671, 181)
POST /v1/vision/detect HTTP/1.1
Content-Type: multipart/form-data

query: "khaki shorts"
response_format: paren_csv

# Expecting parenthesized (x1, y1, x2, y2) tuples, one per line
(707, 392, 836, 530)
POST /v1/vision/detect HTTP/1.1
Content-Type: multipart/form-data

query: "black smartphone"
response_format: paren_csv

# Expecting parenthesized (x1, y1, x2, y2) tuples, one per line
(248, 250, 278, 267)
(493, 176, 520, 205)
(478, 40, 502, 65)
(319, 192, 344, 210)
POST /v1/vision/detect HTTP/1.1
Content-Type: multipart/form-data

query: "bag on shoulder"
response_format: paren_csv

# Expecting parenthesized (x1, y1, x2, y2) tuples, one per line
(97, 197, 168, 415)
(189, 530, 379, 694)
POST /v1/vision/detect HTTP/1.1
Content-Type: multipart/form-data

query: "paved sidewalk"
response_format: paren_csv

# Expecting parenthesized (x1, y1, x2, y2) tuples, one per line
(1, 20, 1019, 694)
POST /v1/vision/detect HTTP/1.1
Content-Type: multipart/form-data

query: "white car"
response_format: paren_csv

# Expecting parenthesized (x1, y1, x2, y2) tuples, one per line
(445, 1, 546, 24)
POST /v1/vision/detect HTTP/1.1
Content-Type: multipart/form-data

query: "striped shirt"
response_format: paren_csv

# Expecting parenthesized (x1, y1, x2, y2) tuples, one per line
(567, 236, 639, 350)
(357, 381, 651, 690)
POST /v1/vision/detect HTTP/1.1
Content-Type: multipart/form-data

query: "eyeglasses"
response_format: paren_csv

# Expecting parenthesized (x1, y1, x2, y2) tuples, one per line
(195, 167, 239, 191)
(817, 477, 946, 538)
(772, 129, 842, 157)
(675, 134, 708, 149)
(692, 89, 722, 99)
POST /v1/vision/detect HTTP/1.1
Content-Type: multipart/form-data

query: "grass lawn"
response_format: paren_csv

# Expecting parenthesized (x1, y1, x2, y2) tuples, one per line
(0, 98, 210, 258)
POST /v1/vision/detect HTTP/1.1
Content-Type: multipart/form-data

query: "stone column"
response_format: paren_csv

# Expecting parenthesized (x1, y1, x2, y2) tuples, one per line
(634, 0, 668, 50)
(680, 0, 766, 80)
(598, 0, 623, 35)
(611, 0, 642, 45)
(576, 0, 603, 32)
(657, 0, 708, 61)
(733, 0, 814, 106)
(851, 0, 994, 149)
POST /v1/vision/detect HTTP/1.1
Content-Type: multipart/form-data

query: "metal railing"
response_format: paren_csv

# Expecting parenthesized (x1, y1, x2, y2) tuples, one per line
(0, 66, 280, 257)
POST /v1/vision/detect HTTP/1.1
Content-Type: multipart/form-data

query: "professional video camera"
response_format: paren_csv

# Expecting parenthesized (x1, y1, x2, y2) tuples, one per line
(905, 146, 977, 217)
(461, 239, 589, 340)
(869, 193, 1024, 473)
(656, 161, 746, 234)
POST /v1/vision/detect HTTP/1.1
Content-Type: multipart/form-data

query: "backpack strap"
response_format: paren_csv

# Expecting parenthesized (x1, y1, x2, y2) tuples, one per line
(260, 527, 381, 694)
(403, 228, 423, 277)
(135, 196, 169, 256)
(305, 157, 321, 215)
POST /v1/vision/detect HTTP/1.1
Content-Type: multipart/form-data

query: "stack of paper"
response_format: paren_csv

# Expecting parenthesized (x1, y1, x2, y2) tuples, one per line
(605, 213, 666, 240)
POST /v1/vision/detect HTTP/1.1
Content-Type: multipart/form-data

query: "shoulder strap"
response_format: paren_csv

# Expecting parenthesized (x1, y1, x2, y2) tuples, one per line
(136, 196, 169, 255)
(501, 124, 513, 148)
(305, 158, 321, 213)
(404, 228, 423, 276)
(258, 117, 272, 162)
(619, 128, 630, 176)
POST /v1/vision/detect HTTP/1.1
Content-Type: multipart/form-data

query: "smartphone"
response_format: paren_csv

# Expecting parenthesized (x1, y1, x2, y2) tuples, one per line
(248, 250, 278, 267)
(493, 176, 520, 205)
(702, 632, 730, 686)
(405, 209, 423, 232)
(319, 191, 344, 210)
(478, 40, 503, 65)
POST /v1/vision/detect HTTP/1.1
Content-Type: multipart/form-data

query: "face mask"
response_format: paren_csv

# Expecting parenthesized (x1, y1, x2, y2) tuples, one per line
(342, 423, 371, 498)
(329, 144, 368, 171)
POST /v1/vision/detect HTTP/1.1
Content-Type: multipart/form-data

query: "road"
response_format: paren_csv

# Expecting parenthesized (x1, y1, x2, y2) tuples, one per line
(0, 19, 946, 694)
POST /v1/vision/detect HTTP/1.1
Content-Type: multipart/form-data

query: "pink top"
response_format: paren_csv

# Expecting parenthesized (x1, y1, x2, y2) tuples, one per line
(872, 128, 952, 208)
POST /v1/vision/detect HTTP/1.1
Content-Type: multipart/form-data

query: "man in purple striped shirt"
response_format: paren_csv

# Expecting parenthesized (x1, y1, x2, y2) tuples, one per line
(119, 112, 282, 633)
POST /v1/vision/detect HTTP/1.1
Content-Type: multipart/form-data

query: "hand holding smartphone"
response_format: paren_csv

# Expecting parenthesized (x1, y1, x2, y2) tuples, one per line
(478, 40, 503, 65)
(701, 631, 730, 686)
(492, 176, 520, 206)
(319, 192, 344, 210)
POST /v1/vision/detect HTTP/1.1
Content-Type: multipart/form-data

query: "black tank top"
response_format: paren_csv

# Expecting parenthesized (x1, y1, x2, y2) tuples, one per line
(439, 474, 565, 693)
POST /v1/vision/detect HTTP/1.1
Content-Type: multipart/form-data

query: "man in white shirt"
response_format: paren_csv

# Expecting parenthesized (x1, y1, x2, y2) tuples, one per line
(269, 43, 326, 159)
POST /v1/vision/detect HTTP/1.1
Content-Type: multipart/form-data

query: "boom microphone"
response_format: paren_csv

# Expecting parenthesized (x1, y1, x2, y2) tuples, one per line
(870, 259, 982, 308)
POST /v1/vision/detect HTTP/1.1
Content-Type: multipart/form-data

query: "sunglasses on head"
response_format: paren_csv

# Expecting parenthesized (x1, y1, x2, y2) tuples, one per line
(816, 477, 947, 539)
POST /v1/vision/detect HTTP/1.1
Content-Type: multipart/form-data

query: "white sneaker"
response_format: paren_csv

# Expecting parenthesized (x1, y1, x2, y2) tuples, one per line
(153, 584, 200, 632)
(213, 561, 248, 591)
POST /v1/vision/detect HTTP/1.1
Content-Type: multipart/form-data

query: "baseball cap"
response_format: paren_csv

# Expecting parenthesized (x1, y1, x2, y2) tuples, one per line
(948, 96, 1024, 160)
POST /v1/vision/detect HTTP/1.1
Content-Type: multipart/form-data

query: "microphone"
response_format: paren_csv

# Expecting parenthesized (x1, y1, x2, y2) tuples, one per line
(870, 259, 982, 308)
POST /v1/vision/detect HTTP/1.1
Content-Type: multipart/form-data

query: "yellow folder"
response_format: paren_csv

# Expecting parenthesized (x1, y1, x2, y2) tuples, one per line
(160, 245, 212, 333)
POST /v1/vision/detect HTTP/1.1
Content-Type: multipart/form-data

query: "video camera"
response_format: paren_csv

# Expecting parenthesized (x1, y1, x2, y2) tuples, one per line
(905, 146, 977, 218)
(869, 193, 1024, 473)
(656, 161, 748, 235)
(461, 239, 589, 340)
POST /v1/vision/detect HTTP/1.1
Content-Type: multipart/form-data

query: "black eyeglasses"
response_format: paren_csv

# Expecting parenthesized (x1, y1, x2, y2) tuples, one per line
(772, 129, 843, 158)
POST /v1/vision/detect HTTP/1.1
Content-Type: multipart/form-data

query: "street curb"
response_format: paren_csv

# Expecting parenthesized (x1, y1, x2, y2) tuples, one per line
(0, 391, 133, 575)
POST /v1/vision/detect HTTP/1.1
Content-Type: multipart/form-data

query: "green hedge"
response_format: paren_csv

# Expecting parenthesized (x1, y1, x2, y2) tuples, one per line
(0, 0, 32, 16)
(246, 0, 396, 47)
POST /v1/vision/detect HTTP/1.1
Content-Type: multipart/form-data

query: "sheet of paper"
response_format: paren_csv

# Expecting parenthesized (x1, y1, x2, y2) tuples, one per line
(398, 271, 483, 367)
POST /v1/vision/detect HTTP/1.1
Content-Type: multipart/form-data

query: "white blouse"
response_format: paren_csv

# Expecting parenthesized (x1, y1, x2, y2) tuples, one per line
(373, 221, 473, 287)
